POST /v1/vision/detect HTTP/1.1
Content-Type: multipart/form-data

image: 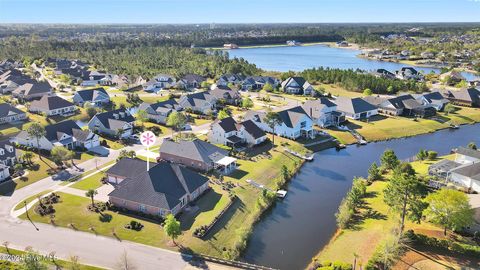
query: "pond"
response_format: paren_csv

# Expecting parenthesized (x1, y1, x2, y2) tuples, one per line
(243, 124, 480, 270)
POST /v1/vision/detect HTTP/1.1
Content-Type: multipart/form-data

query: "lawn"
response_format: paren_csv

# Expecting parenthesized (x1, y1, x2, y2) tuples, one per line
(13, 190, 52, 211)
(143, 122, 172, 136)
(70, 171, 104, 190)
(100, 137, 124, 150)
(315, 84, 363, 98)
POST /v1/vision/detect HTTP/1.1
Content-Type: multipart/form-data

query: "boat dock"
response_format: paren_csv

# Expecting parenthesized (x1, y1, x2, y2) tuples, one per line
(246, 179, 288, 199)
(284, 147, 314, 161)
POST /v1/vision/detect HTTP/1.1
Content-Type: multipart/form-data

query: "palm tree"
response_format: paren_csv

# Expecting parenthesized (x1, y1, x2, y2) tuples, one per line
(263, 112, 281, 145)
(21, 151, 33, 165)
(27, 123, 46, 160)
(85, 189, 98, 207)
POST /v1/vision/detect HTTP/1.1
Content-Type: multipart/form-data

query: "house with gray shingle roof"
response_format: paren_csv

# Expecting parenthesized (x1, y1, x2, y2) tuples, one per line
(12, 81, 52, 100)
(29, 95, 77, 116)
(108, 158, 209, 217)
(0, 103, 27, 125)
(159, 139, 237, 175)
(208, 117, 267, 148)
(335, 97, 378, 120)
(208, 86, 241, 105)
(244, 106, 314, 140)
(177, 74, 205, 90)
(416, 91, 450, 111)
(73, 87, 110, 107)
(178, 91, 217, 114)
(137, 99, 182, 124)
(88, 109, 135, 138)
(449, 162, 480, 193)
(281, 77, 314, 95)
(302, 97, 345, 127)
(442, 88, 480, 108)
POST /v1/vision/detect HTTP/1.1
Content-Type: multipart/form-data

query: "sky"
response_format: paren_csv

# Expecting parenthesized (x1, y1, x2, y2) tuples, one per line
(1, 0, 480, 24)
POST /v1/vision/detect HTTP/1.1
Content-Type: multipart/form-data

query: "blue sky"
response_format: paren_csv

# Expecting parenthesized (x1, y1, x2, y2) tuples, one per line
(1, 0, 480, 24)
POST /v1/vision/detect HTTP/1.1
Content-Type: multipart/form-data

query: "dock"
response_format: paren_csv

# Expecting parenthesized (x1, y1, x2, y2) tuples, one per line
(284, 147, 314, 161)
(246, 179, 287, 198)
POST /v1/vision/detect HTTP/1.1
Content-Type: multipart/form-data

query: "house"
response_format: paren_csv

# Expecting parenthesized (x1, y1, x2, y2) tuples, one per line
(106, 158, 156, 184)
(0, 164, 10, 182)
(178, 92, 217, 114)
(177, 74, 205, 90)
(371, 94, 436, 118)
(80, 71, 110, 87)
(281, 77, 314, 95)
(0, 103, 27, 125)
(108, 158, 209, 217)
(439, 71, 465, 86)
(0, 69, 35, 94)
(208, 117, 267, 148)
(216, 74, 245, 87)
(143, 74, 176, 93)
(88, 109, 135, 138)
(302, 98, 345, 127)
(29, 95, 77, 116)
(454, 147, 480, 164)
(335, 97, 378, 120)
(373, 69, 396, 80)
(449, 162, 480, 193)
(111, 75, 130, 88)
(396, 67, 424, 81)
(244, 106, 314, 140)
(416, 92, 450, 111)
(73, 88, 110, 107)
(209, 86, 242, 105)
(159, 139, 237, 175)
(442, 88, 480, 107)
(240, 76, 280, 91)
(0, 139, 18, 167)
(138, 99, 182, 124)
(12, 81, 52, 100)
(13, 120, 100, 151)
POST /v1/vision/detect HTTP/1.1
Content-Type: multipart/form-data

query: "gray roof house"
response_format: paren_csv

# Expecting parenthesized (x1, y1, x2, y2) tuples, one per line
(281, 77, 314, 95)
(73, 87, 110, 107)
(178, 92, 218, 114)
(371, 94, 436, 118)
(88, 109, 135, 138)
(302, 97, 345, 127)
(208, 117, 267, 148)
(442, 88, 480, 107)
(177, 74, 205, 90)
(0, 103, 27, 125)
(12, 81, 52, 100)
(335, 97, 378, 120)
(241, 76, 279, 91)
(208, 86, 242, 105)
(29, 95, 77, 116)
(108, 158, 210, 217)
(138, 99, 182, 124)
(216, 74, 245, 87)
(143, 74, 176, 93)
(159, 139, 237, 174)
(416, 91, 450, 111)
(449, 162, 480, 193)
(0, 139, 18, 167)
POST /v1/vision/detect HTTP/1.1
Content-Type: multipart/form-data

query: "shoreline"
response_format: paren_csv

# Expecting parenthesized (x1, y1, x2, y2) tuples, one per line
(204, 41, 360, 51)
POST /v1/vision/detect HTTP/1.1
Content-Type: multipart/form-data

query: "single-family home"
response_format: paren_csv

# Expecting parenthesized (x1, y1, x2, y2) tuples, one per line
(80, 71, 110, 87)
(143, 74, 176, 93)
(12, 81, 52, 100)
(281, 77, 314, 95)
(0, 103, 27, 125)
(370, 94, 436, 118)
(29, 95, 77, 116)
(449, 162, 480, 193)
(209, 86, 242, 105)
(454, 147, 480, 164)
(159, 139, 237, 175)
(301, 98, 345, 127)
(244, 106, 314, 140)
(335, 97, 378, 120)
(177, 74, 205, 90)
(0, 69, 35, 94)
(208, 117, 267, 148)
(178, 92, 217, 114)
(396, 67, 424, 81)
(13, 120, 100, 151)
(138, 99, 182, 124)
(216, 74, 245, 87)
(0, 164, 10, 182)
(73, 87, 111, 107)
(442, 88, 480, 107)
(108, 158, 209, 217)
(416, 91, 450, 111)
(0, 139, 18, 167)
(373, 69, 396, 80)
(240, 76, 280, 91)
(88, 109, 135, 138)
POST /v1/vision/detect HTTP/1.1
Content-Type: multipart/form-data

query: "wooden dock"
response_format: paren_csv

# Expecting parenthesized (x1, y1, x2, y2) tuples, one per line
(284, 147, 314, 161)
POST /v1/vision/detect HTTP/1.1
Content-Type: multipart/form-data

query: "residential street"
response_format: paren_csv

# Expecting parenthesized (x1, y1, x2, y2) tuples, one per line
(0, 124, 222, 270)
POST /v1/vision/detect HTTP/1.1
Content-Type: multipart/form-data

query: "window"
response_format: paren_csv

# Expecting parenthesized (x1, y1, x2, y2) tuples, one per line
(139, 204, 146, 212)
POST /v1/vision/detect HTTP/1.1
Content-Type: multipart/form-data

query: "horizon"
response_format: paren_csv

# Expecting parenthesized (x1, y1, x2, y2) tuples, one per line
(1, 0, 480, 24)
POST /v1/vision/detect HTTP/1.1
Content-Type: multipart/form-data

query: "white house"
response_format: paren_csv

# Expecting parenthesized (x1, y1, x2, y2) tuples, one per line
(0, 103, 27, 125)
(416, 91, 450, 111)
(244, 106, 314, 140)
(449, 162, 480, 193)
(454, 147, 480, 164)
(301, 98, 345, 127)
(143, 74, 176, 93)
(29, 95, 77, 116)
(281, 77, 314, 95)
(73, 88, 110, 107)
(88, 109, 135, 138)
(335, 97, 378, 120)
(208, 117, 267, 147)
(178, 92, 217, 114)
(0, 164, 10, 182)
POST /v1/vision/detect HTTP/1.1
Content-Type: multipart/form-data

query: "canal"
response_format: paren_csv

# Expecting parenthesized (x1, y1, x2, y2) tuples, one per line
(243, 124, 480, 270)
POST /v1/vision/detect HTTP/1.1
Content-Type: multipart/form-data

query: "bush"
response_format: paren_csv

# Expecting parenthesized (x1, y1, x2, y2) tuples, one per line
(125, 220, 144, 231)
(405, 230, 480, 256)
(427, 151, 438, 160)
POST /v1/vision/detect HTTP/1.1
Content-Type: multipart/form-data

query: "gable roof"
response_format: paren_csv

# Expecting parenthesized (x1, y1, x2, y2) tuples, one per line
(241, 119, 266, 139)
(75, 87, 110, 102)
(449, 88, 480, 103)
(108, 161, 209, 210)
(139, 99, 181, 115)
(13, 81, 52, 96)
(209, 87, 241, 100)
(92, 109, 135, 130)
(451, 162, 480, 181)
(44, 120, 86, 142)
(282, 77, 312, 90)
(302, 98, 337, 118)
(385, 94, 422, 110)
(30, 95, 75, 111)
(421, 91, 449, 103)
(455, 147, 480, 160)
(179, 92, 217, 108)
(106, 158, 156, 179)
(181, 74, 205, 84)
(335, 97, 377, 114)
(215, 117, 239, 133)
(277, 106, 311, 128)
(0, 139, 17, 160)
(160, 139, 228, 164)
(0, 103, 25, 118)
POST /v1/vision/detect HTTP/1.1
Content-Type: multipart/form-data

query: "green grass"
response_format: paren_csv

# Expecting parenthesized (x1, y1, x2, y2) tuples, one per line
(143, 122, 172, 136)
(13, 190, 52, 211)
(0, 247, 103, 270)
(70, 171, 105, 190)
(100, 138, 124, 150)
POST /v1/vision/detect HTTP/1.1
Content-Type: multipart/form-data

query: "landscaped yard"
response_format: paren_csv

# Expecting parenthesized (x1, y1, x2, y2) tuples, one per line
(70, 171, 104, 190)
(13, 190, 52, 211)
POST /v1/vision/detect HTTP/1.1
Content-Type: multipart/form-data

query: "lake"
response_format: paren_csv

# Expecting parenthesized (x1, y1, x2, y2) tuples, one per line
(228, 44, 480, 81)
(243, 124, 480, 270)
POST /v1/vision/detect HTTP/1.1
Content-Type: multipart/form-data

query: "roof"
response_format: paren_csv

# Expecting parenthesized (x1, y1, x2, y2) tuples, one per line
(428, 159, 460, 172)
(209, 87, 241, 101)
(160, 139, 228, 164)
(363, 96, 387, 107)
(44, 120, 87, 142)
(455, 147, 480, 160)
(75, 87, 109, 102)
(181, 74, 205, 84)
(302, 97, 337, 118)
(180, 92, 217, 108)
(139, 99, 181, 115)
(92, 109, 135, 130)
(0, 103, 25, 118)
(241, 119, 266, 139)
(106, 158, 156, 179)
(335, 97, 377, 114)
(0, 139, 17, 161)
(277, 106, 311, 128)
(215, 117, 238, 133)
(449, 88, 480, 103)
(108, 161, 209, 210)
(30, 95, 74, 111)
(281, 77, 312, 90)
(421, 91, 449, 103)
(13, 81, 52, 96)
(451, 162, 480, 181)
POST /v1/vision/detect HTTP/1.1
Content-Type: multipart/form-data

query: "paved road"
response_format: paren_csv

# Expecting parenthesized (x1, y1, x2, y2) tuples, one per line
(0, 125, 221, 270)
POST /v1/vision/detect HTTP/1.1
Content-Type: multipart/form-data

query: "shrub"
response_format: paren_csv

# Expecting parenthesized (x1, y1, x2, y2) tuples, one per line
(427, 151, 438, 160)
(125, 220, 144, 231)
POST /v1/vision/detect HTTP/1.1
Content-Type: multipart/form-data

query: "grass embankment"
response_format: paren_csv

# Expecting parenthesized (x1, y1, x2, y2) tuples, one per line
(313, 155, 473, 268)
(21, 139, 306, 259)
(0, 247, 102, 270)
